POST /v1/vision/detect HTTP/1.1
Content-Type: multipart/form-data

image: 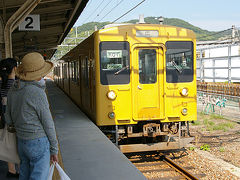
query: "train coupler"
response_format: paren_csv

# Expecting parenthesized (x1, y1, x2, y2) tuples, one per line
(143, 123, 161, 137)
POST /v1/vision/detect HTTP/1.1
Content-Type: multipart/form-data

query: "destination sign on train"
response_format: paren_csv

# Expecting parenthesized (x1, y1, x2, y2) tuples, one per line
(107, 50, 122, 58)
(136, 30, 159, 37)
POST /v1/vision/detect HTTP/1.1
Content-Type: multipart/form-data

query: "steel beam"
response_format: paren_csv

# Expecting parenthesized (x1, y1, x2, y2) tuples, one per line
(12, 26, 63, 40)
(0, 0, 64, 9)
(32, 4, 73, 14)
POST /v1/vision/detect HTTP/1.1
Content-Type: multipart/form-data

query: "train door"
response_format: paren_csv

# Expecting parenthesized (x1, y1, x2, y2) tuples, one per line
(132, 46, 164, 120)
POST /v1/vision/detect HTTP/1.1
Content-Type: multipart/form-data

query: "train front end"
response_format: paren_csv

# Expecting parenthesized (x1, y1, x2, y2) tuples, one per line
(95, 24, 197, 153)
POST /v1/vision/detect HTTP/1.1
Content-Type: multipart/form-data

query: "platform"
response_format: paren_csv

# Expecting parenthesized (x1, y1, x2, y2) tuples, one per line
(46, 80, 146, 180)
(0, 80, 146, 180)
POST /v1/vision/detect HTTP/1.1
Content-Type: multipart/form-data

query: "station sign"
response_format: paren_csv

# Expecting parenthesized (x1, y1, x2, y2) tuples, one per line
(19, 15, 40, 31)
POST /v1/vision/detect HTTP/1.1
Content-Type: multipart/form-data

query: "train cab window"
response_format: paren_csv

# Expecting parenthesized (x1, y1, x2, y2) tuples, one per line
(100, 41, 130, 85)
(138, 49, 157, 84)
(166, 41, 193, 83)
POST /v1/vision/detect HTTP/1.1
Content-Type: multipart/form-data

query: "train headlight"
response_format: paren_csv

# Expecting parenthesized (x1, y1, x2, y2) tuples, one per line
(108, 112, 115, 119)
(180, 88, 188, 96)
(181, 108, 188, 115)
(107, 90, 117, 100)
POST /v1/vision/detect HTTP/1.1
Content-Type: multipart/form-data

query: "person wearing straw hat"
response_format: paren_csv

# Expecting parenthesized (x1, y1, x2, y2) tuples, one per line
(5, 52, 58, 180)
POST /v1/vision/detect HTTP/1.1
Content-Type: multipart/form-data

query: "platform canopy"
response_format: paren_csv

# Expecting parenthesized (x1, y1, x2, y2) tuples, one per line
(0, 0, 88, 59)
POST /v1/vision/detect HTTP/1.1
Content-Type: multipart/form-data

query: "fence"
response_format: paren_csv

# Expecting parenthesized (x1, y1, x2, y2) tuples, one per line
(197, 42, 240, 83)
(197, 81, 240, 97)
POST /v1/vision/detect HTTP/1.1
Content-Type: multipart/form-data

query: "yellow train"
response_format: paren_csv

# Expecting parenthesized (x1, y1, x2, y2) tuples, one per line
(54, 24, 197, 153)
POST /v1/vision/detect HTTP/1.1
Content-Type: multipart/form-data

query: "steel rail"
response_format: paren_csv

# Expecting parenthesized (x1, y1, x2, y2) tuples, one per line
(161, 155, 199, 180)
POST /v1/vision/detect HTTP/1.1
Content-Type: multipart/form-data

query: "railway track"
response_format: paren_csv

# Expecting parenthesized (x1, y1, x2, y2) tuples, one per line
(160, 155, 199, 180)
(191, 129, 240, 149)
(127, 151, 206, 180)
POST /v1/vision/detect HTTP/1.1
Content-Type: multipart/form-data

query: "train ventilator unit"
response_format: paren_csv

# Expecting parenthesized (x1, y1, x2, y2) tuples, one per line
(54, 24, 197, 153)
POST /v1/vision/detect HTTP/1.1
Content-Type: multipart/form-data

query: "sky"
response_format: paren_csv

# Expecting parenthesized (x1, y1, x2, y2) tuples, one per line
(74, 0, 240, 31)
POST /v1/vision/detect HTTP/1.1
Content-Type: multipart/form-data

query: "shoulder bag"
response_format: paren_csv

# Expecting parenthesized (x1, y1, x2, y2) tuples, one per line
(0, 125, 20, 164)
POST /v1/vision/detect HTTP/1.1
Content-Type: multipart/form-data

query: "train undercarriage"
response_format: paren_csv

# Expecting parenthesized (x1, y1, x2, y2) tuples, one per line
(100, 121, 194, 153)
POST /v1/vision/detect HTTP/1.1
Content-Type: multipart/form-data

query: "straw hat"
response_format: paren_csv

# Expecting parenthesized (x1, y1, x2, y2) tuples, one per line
(16, 52, 53, 81)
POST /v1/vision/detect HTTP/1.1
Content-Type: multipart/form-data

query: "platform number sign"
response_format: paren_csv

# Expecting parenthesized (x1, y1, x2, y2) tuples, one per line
(19, 15, 40, 31)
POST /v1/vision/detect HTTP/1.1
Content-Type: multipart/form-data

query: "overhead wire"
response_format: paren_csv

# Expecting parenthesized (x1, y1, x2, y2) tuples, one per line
(197, 26, 240, 46)
(98, 0, 125, 22)
(197, 28, 232, 39)
(111, 0, 146, 23)
(92, 0, 113, 22)
(81, 0, 106, 24)
(198, 26, 240, 44)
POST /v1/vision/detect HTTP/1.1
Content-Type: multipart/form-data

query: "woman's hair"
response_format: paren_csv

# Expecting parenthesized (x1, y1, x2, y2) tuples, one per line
(0, 58, 17, 89)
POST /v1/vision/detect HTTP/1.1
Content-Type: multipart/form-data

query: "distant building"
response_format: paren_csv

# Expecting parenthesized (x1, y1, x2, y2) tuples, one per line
(197, 40, 240, 83)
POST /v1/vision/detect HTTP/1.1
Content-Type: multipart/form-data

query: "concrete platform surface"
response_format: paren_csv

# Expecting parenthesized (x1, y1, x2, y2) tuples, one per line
(46, 80, 146, 180)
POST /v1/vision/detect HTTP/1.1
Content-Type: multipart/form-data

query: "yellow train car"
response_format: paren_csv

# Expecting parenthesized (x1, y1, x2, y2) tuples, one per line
(54, 24, 197, 153)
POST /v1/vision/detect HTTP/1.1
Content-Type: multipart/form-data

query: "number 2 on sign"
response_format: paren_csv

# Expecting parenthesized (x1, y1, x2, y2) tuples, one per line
(25, 17, 34, 29)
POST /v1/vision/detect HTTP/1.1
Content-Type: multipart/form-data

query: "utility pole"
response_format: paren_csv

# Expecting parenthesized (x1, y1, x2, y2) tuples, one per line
(232, 25, 236, 44)
(231, 25, 240, 43)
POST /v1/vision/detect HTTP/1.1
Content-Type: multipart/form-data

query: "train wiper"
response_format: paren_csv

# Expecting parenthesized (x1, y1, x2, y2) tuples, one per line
(114, 65, 129, 75)
(171, 60, 182, 73)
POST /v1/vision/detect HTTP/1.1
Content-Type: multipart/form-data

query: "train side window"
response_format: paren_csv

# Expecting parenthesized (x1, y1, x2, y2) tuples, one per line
(67, 62, 70, 79)
(76, 60, 80, 85)
(71, 62, 74, 81)
(81, 57, 85, 86)
(138, 49, 157, 84)
(165, 41, 193, 83)
(100, 41, 130, 85)
(64, 63, 68, 78)
(62, 63, 64, 79)
(69, 62, 71, 80)
(73, 61, 77, 83)
(85, 56, 89, 87)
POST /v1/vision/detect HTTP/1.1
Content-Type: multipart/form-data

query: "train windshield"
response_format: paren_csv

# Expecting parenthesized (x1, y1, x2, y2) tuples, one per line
(166, 41, 193, 83)
(100, 41, 130, 85)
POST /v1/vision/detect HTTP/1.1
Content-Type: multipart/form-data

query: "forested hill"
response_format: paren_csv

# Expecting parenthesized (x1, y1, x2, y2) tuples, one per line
(69, 17, 230, 41)
(54, 17, 229, 59)
(126, 17, 217, 40)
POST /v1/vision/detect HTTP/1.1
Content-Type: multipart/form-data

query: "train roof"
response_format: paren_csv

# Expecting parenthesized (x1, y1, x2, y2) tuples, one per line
(98, 23, 195, 39)
(61, 23, 195, 61)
